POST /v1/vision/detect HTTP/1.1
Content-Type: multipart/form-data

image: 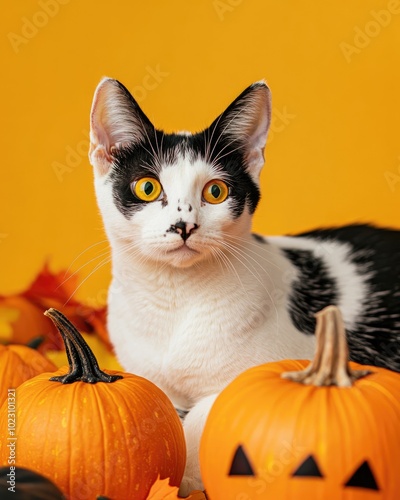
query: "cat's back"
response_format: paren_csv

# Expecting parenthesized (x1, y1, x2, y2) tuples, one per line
(266, 224, 400, 372)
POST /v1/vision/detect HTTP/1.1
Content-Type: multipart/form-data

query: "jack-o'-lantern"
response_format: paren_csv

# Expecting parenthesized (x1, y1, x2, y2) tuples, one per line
(200, 306, 400, 499)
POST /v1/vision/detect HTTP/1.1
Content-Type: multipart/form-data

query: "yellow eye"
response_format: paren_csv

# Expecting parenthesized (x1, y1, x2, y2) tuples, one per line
(202, 180, 229, 204)
(132, 177, 162, 202)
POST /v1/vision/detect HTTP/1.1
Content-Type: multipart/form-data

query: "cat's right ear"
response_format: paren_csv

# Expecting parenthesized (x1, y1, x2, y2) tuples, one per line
(89, 78, 153, 176)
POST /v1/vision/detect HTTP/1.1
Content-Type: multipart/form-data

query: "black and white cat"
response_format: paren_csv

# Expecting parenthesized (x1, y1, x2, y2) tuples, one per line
(89, 78, 400, 493)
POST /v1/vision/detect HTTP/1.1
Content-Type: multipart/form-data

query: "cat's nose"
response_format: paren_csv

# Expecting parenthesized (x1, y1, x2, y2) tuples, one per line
(172, 221, 199, 241)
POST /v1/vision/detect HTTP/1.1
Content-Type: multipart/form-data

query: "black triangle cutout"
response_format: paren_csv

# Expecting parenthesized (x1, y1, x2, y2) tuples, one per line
(228, 445, 255, 476)
(344, 460, 379, 491)
(292, 455, 324, 478)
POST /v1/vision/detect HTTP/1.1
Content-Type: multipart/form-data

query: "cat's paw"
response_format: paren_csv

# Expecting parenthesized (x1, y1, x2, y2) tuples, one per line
(178, 475, 204, 498)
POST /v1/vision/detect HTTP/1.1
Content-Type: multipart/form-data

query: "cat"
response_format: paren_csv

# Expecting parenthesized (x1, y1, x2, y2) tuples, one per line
(88, 77, 400, 494)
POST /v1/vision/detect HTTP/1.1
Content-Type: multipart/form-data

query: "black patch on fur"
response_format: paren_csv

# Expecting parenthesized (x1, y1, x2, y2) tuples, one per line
(108, 85, 261, 219)
(288, 224, 400, 372)
(252, 233, 267, 243)
(110, 129, 259, 219)
(283, 249, 338, 334)
(175, 408, 189, 421)
(109, 131, 179, 218)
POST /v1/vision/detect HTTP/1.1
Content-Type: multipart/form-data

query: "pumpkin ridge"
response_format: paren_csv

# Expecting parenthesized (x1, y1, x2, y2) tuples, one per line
(111, 380, 136, 494)
(91, 381, 110, 495)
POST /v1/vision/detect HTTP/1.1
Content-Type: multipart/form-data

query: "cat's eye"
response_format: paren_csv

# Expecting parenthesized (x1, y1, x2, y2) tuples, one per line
(202, 180, 229, 204)
(131, 177, 163, 202)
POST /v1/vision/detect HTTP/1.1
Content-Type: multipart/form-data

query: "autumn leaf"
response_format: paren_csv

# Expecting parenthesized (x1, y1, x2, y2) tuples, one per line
(146, 476, 206, 499)
(0, 262, 112, 352)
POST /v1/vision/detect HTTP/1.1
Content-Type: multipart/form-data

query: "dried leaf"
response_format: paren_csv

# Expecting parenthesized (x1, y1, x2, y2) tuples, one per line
(146, 476, 206, 499)
(0, 263, 111, 353)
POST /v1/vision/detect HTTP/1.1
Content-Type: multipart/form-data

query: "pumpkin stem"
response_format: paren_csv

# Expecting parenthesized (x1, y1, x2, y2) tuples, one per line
(44, 308, 122, 384)
(281, 305, 371, 387)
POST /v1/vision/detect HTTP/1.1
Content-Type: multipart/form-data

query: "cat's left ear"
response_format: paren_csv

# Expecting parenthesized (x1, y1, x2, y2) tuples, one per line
(211, 81, 271, 180)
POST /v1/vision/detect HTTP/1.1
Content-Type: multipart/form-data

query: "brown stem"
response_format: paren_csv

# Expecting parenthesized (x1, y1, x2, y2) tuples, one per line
(44, 308, 122, 384)
(282, 305, 371, 387)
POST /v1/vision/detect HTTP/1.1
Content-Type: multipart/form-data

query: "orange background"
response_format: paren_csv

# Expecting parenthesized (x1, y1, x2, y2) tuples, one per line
(1, 0, 400, 303)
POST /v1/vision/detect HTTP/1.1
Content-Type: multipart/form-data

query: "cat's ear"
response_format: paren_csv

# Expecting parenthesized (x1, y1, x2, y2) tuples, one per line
(211, 81, 271, 180)
(89, 77, 153, 175)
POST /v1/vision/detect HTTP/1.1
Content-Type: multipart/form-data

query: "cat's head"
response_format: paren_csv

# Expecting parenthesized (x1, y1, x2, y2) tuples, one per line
(89, 78, 271, 269)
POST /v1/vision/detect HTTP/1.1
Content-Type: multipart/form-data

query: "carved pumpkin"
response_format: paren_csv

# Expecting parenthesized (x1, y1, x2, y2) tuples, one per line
(0, 309, 186, 500)
(0, 343, 56, 407)
(200, 306, 400, 499)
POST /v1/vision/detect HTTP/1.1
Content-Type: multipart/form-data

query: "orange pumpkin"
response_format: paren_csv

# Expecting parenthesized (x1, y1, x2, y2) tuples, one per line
(0, 309, 186, 500)
(0, 342, 56, 407)
(0, 295, 52, 346)
(200, 306, 400, 500)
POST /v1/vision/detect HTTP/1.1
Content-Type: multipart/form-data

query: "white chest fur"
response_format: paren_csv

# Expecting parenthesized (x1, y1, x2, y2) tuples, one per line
(108, 238, 316, 409)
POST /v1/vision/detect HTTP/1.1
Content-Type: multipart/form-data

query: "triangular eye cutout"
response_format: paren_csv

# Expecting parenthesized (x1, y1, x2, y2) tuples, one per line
(228, 445, 255, 476)
(292, 455, 324, 478)
(344, 460, 380, 491)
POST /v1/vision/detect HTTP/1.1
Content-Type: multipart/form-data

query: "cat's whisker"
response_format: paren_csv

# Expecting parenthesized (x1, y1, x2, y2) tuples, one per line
(203, 128, 210, 164)
(219, 239, 272, 284)
(211, 246, 250, 301)
(138, 114, 162, 170)
(154, 127, 164, 169)
(217, 240, 279, 324)
(210, 139, 245, 168)
(220, 239, 278, 290)
(63, 254, 113, 306)
(62, 239, 146, 303)
(160, 131, 165, 163)
(222, 234, 283, 268)
(62, 239, 110, 279)
(208, 107, 247, 162)
(57, 247, 112, 290)
(204, 110, 225, 163)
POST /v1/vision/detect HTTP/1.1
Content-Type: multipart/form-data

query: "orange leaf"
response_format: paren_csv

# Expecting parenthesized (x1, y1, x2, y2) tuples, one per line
(146, 477, 206, 500)
(0, 263, 112, 352)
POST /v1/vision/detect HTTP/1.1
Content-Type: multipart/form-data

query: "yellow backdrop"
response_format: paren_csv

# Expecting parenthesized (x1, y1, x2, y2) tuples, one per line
(1, 0, 400, 303)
